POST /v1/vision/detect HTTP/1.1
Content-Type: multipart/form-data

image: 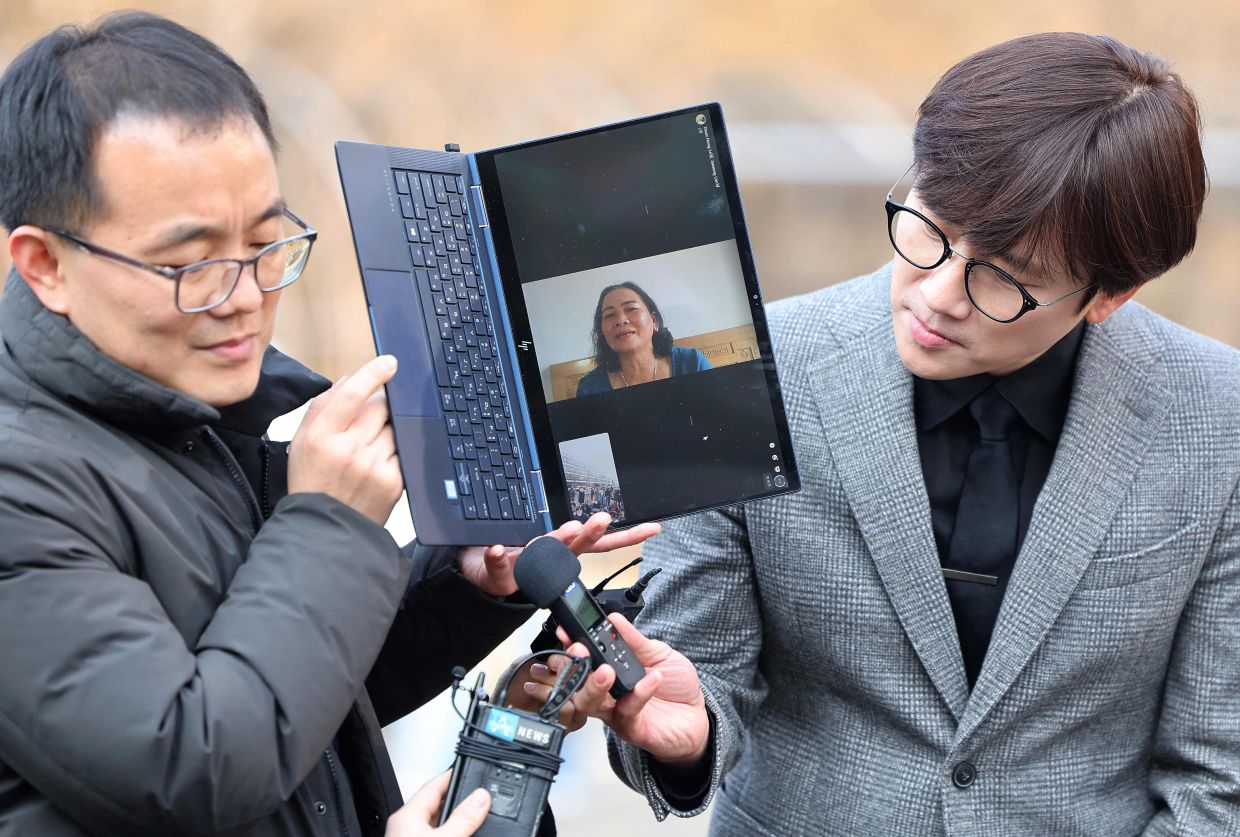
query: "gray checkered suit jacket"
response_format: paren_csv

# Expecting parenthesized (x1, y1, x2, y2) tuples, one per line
(608, 265, 1240, 836)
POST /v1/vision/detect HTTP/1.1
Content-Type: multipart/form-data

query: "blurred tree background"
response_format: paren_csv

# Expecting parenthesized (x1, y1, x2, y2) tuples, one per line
(3, 2, 1237, 833)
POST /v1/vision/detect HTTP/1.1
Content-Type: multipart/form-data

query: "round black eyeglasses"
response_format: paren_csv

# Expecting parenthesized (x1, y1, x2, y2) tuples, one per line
(50, 208, 317, 314)
(884, 166, 1092, 323)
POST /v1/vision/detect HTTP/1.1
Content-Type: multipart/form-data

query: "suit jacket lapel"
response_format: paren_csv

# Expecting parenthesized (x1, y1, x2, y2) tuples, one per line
(956, 319, 1171, 740)
(809, 317, 970, 720)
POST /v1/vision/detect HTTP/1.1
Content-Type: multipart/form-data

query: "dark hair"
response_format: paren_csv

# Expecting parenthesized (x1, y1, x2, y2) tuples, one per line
(0, 10, 277, 232)
(591, 282, 674, 372)
(913, 32, 1206, 299)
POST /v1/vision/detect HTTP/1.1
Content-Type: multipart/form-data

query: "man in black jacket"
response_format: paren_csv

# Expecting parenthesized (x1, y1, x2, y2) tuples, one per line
(0, 12, 655, 836)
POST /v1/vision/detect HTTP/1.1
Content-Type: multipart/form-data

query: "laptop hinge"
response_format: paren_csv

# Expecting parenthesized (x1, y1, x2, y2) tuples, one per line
(470, 184, 489, 228)
(528, 469, 549, 515)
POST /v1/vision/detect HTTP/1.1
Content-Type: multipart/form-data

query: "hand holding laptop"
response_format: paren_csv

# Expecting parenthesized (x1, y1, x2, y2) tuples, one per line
(457, 512, 662, 597)
(288, 354, 404, 525)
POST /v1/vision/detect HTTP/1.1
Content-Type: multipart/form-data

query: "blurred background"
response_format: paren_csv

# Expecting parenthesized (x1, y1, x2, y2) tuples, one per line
(3, 1, 1238, 834)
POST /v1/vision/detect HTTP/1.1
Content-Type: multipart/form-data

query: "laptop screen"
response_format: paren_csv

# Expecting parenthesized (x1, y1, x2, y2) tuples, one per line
(475, 104, 797, 528)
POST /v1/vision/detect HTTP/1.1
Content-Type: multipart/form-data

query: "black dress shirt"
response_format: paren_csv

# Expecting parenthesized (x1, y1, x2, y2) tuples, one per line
(914, 321, 1085, 686)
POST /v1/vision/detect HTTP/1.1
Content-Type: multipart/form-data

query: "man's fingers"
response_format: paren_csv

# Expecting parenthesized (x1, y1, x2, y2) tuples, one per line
(587, 521, 663, 553)
(315, 355, 398, 431)
(565, 513, 611, 552)
(544, 647, 585, 674)
(546, 520, 585, 545)
(550, 632, 596, 671)
(438, 787, 491, 836)
(394, 772, 488, 836)
(483, 547, 510, 574)
(372, 426, 398, 463)
(556, 514, 661, 556)
(350, 392, 392, 444)
(613, 667, 663, 725)
(405, 769, 453, 820)
(519, 681, 586, 730)
(571, 663, 617, 720)
(301, 374, 347, 427)
(606, 613, 658, 660)
(479, 545, 516, 595)
(590, 664, 617, 694)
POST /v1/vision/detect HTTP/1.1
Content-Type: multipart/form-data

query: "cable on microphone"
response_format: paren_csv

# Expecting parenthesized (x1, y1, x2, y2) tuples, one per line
(530, 557, 662, 653)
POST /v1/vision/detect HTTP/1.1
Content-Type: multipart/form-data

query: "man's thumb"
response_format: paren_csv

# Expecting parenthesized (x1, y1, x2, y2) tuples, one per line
(438, 788, 490, 836)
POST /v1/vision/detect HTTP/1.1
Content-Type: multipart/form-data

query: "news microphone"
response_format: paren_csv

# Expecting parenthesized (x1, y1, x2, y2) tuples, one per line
(514, 537, 646, 697)
(529, 564, 662, 654)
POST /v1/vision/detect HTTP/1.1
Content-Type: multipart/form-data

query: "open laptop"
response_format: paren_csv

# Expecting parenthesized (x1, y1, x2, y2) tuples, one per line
(335, 103, 799, 545)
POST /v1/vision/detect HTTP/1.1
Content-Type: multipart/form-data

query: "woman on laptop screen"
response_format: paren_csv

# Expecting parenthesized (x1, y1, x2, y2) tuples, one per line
(575, 282, 711, 396)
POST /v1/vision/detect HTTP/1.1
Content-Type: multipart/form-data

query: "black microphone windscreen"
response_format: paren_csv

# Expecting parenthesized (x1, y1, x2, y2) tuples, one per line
(513, 537, 582, 607)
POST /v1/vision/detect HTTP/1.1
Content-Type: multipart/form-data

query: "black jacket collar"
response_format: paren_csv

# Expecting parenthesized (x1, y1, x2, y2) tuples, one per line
(0, 269, 328, 436)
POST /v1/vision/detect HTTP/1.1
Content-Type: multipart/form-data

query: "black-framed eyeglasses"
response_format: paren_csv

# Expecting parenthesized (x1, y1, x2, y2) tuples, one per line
(885, 165, 1092, 323)
(49, 207, 317, 314)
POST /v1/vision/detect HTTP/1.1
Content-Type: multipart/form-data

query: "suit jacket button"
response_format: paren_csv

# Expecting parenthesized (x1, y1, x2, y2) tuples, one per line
(952, 762, 977, 788)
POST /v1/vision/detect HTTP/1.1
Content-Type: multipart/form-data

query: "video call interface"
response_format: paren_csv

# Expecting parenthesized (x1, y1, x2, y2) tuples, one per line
(480, 107, 795, 527)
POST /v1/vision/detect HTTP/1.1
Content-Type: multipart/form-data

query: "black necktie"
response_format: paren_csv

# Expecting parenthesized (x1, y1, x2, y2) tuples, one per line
(944, 387, 1021, 688)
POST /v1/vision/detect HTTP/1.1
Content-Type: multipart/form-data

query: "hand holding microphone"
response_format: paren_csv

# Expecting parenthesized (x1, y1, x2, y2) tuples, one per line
(513, 536, 646, 697)
(514, 537, 710, 767)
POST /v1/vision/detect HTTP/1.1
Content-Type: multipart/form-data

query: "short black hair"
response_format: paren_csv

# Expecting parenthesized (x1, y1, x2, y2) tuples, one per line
(914, 33, 1206, 298)
(0, 10, 277, 232)
(591, 282, 674, 372)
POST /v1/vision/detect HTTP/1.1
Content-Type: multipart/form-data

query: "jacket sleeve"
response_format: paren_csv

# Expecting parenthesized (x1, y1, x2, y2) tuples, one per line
(606, 502, 767, 821)
(0, 450, 411, 836)
(365, 542, 536, 726)
(1142, 478, 1240, 835)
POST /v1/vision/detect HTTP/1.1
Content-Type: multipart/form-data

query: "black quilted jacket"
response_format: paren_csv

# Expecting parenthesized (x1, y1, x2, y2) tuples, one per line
(0, 270, 530, 835)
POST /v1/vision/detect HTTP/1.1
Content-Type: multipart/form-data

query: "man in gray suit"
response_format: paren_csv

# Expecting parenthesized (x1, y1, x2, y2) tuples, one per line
(526, 33, 1239, 835)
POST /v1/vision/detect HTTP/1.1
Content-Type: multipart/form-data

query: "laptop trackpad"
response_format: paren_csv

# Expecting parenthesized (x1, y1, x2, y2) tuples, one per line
(364, 269, 437, 417)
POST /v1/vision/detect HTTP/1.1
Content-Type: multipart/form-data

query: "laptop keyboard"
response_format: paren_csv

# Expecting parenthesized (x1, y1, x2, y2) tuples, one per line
(393, 168, 531, 522)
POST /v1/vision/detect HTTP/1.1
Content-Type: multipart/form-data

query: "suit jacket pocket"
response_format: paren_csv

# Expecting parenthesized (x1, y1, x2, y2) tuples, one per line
(713, 785, 776, 837)
(1076, 522, 1201, 591)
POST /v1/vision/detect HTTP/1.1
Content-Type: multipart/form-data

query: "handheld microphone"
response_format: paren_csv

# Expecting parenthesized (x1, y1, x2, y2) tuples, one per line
(514, 537, 646, 698)
(529, 565, 662, 654)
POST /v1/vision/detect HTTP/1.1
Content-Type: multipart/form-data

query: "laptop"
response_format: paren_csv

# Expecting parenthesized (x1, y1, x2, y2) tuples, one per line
(335, 103, 799, 545)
